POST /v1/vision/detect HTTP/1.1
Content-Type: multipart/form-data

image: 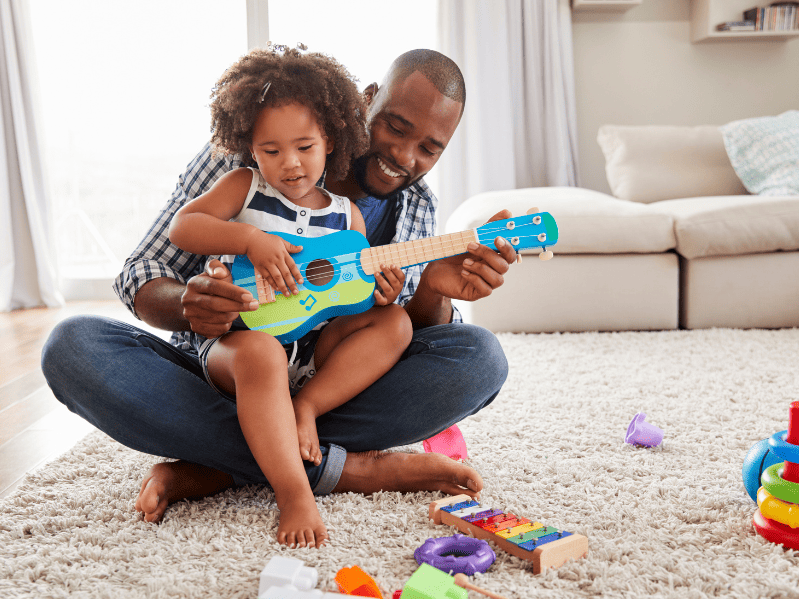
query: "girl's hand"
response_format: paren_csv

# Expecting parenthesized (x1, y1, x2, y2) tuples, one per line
(246, 231, 304, 297)
(373, 264, 405, 306)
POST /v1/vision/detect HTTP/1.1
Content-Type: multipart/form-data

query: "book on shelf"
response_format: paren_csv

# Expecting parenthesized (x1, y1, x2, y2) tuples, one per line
(716, 21, 756, 31)
(742, 5, 798, 31)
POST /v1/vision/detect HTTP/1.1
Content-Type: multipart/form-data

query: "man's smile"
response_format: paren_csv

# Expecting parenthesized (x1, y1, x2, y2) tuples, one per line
(377, 156, 405, 179)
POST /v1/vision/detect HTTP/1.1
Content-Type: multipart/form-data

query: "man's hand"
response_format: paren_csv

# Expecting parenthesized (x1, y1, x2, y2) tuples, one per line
(421, 209, 517, 302)
(182, 259, 260, 338)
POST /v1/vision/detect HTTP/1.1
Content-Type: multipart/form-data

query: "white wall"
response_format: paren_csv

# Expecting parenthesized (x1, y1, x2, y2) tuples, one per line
(572, 0, 799, 193)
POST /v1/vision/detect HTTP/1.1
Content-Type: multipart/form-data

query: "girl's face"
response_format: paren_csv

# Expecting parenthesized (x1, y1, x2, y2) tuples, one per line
(250, 102, 332, 202)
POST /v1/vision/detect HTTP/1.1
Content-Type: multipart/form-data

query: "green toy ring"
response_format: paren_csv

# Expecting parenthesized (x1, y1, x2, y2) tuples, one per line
(761, 463, 799, 504)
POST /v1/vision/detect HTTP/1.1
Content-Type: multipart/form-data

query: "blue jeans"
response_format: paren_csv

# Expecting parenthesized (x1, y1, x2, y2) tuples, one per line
(41, 316, 508, 493)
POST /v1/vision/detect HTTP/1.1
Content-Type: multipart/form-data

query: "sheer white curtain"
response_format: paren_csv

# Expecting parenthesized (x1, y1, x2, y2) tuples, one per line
(0, 0, 62, 311)
(436, 0, 579, 227)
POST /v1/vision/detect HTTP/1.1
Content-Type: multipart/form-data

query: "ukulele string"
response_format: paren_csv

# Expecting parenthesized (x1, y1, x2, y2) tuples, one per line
(269, 230, 547, 286)
(286, 221, 541, 273)
(290, 231, 545, 284)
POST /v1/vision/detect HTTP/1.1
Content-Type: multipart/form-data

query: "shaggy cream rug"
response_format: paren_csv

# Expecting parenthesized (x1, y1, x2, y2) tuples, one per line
(2, 329, 799, 599)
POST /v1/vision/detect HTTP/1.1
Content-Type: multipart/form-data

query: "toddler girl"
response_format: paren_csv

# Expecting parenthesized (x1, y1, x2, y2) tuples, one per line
(168, 44, 412, 548)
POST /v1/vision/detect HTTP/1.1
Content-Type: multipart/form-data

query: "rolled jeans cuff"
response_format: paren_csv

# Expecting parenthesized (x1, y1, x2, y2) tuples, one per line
(312, 443, 346, 495)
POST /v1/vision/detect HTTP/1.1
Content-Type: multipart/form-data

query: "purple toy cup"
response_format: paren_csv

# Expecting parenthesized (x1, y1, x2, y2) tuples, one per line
(625, 412, 663, 447)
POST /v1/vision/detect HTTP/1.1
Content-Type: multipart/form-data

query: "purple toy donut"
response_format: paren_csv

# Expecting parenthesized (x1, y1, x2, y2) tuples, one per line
(414, 533, 496, 576)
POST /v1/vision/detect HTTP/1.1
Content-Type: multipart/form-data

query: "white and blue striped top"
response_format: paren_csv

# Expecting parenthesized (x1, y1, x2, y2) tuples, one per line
(217, 168, 352, 271)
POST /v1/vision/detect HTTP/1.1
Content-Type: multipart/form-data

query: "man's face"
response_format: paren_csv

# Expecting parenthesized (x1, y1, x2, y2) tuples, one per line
(354, 70, 462, 199)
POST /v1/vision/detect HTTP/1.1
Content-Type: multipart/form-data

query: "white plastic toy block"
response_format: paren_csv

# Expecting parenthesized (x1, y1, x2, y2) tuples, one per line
(259, 556, 319, 595)
(259, 588, 348, 598)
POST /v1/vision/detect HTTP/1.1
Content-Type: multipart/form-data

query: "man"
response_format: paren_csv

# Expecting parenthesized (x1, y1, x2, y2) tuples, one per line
(41, 49, 517, 527)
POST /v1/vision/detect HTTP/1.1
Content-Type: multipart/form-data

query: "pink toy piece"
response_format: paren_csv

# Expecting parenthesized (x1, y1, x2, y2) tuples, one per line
(423, 424, 468, 461)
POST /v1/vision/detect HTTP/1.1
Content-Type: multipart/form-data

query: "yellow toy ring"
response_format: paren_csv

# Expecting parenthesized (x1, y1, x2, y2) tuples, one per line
(757, 486, 799, 529)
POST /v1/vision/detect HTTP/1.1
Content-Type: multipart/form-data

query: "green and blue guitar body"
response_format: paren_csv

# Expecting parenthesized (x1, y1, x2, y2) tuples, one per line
(231, 230, 375, 344)
(231, 211, 558, 344)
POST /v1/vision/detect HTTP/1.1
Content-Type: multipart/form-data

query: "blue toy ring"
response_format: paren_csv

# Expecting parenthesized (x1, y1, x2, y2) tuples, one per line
(414, 534, 496, 576)
(768, 430, 799, 464)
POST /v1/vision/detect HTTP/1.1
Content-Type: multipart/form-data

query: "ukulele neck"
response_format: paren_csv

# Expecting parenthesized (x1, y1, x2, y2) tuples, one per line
(360, 229, 479, 275)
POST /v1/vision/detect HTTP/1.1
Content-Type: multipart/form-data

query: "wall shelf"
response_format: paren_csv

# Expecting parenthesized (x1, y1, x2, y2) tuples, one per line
(571, 0, 642, 12)
(690, 0, 799, 42)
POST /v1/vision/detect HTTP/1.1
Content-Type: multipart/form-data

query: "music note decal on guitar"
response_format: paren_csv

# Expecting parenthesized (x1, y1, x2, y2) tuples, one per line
(299, 295, 317, 311)
(231, 210, 558, 344)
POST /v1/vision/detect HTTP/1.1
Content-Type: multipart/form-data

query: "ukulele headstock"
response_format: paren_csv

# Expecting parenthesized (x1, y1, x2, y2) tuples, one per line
(475, 209, 558, 261)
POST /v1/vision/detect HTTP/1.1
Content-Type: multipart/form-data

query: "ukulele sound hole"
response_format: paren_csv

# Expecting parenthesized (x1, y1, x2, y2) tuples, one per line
(305, 259, 335, 287)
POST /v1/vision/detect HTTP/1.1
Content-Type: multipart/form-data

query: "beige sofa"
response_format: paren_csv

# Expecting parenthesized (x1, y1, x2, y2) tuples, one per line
(445, 125, 799, 332)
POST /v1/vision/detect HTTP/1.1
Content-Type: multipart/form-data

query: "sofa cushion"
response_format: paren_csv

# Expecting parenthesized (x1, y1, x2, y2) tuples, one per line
(650, 195, 799, 260)
(445, 187, 675, 255)
(721, 110, 799, 196)
(597, 125, 748, 203)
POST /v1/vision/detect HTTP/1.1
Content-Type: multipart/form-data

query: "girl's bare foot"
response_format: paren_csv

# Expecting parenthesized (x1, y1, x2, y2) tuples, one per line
(134, 460, 235, 523)
(274, 486, 329, 548)
(293, 401, 322, 465)
(333, 450, 483, 498)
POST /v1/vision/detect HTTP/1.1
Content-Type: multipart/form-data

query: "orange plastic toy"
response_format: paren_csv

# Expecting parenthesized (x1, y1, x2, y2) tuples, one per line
(335, 565, 383, 598)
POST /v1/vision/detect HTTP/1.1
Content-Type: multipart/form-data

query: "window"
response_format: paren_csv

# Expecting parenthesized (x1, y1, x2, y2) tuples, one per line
(28, 1, 247, 284)
(28, 0, 438, 290)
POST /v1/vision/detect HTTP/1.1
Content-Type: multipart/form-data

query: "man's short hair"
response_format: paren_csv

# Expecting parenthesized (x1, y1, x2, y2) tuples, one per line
(386, 49, 465, 110)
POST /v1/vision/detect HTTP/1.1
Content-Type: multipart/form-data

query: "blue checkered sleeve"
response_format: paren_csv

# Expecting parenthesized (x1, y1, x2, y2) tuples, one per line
(394, 179, 462, 324)
(114, 146, 461, 352)
(113, 142, 245, 351)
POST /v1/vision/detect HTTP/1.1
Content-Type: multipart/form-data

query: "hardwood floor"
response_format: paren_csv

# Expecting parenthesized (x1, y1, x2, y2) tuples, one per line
(0, 300, 164, 499)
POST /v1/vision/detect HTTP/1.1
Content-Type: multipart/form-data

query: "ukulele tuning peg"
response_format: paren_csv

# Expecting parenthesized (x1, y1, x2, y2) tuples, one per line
(526, 206, 540, 215)
(539, 249, 553, 261)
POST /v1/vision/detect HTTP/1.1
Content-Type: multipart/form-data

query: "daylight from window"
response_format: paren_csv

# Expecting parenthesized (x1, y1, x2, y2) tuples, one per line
(28, 0, 247, 279)
(28, 0, 437, 279)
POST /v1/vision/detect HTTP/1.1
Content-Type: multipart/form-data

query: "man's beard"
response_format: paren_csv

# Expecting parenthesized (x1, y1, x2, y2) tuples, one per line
(353, 154, 416, 200)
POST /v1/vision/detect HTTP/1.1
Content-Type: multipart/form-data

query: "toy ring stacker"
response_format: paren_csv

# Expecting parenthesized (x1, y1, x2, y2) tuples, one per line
(757, 486, 799, 528)
(753, 509, 799, 550)
(769, 429, 799, 464)
(414, 534, 496, 576)
(761, 462, 799, 505)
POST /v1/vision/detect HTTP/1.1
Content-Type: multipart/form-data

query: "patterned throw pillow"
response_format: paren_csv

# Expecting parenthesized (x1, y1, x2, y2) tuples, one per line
(720, 111, 799, 196)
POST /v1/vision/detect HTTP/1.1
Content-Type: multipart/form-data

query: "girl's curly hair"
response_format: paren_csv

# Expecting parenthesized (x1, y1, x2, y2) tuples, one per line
(210, 44, 369, 181)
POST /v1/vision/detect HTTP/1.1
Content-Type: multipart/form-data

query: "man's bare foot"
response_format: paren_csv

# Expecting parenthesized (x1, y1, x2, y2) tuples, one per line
(274, 486, 329, 548)
(134, 460, 235, 523)
(293, 401, 322, 465)
(332, 450, 483, 498)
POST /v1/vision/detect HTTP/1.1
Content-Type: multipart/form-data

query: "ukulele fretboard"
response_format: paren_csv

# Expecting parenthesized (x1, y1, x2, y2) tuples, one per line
(255, 272, 276, 305)
(360, 229, 478, 275)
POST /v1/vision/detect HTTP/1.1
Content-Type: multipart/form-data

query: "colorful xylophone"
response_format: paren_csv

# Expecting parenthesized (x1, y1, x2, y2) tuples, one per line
(429, 495, 588, 575)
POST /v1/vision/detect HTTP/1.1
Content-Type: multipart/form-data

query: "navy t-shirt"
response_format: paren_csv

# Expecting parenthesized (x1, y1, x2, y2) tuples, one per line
(355, 195, 397, 248)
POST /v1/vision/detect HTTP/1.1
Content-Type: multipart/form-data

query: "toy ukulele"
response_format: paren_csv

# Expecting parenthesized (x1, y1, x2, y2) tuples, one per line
(231, 208, 558, 344)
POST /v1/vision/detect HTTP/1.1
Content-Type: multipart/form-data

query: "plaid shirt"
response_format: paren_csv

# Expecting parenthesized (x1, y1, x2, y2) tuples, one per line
(114, 142, 461, 353)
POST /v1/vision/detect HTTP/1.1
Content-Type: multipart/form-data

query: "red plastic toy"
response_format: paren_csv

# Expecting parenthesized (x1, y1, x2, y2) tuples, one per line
(752, 401, 799, 550)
